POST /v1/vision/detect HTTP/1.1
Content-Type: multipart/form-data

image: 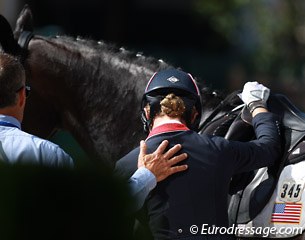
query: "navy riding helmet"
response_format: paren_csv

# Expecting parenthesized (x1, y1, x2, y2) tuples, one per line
(141, 68, 202, 133)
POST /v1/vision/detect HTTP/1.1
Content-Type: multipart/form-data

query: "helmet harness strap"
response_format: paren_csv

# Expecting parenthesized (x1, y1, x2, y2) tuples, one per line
(141, 95, 162, 134)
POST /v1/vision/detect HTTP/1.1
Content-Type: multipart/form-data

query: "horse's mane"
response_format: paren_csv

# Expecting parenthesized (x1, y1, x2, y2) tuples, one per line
(29, 34, 240, 117)
(38, 35, 170, 73)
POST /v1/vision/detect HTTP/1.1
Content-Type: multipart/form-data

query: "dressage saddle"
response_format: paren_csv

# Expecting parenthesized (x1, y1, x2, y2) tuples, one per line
(201, 93, 305, 224)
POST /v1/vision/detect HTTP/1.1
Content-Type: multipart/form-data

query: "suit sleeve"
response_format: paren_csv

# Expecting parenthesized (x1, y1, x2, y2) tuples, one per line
(114, 148, 140, 179)
(224, 112, 282, 173)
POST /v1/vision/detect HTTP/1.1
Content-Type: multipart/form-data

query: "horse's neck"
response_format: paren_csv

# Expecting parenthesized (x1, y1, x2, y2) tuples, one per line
(27, 36, 169, 163)
(32, 36, 163, 100)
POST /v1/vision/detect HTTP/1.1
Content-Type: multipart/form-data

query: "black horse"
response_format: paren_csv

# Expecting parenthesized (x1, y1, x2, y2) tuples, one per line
(1, 6, 231, 167)
(0, 5, 177, 167)
(1, 5, 305, 239)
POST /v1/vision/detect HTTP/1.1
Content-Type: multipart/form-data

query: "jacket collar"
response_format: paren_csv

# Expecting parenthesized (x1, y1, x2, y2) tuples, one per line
(147, 122, 189, 140)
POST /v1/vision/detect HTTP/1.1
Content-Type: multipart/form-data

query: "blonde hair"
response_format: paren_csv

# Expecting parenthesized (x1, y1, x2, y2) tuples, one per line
(159, 93, 185, 118)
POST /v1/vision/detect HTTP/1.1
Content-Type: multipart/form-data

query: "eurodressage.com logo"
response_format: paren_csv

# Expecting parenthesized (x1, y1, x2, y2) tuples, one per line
(188, 224, 303, 237)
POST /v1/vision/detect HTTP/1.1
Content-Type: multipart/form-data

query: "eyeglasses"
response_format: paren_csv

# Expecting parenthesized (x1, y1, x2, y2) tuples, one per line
(15, 85, 31, 98)
(25, 86, 31, 98)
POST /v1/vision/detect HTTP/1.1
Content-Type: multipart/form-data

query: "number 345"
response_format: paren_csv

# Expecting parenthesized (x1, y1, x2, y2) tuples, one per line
(279, 181, 304, 202)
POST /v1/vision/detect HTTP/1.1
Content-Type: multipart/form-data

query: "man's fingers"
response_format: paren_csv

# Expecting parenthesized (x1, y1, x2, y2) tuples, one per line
(167, 165, 188, 176)
(167, 153, 188, 166)
(164, 153, 188, 178)
(153, 140, 169, 156)
(139, 140, 147, 155)
(163, 144, 182, 160)
(138, 140, 147, 165)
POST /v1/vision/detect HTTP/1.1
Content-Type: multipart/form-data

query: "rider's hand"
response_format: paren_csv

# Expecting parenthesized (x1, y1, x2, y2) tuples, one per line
(238, 81, 270, 113)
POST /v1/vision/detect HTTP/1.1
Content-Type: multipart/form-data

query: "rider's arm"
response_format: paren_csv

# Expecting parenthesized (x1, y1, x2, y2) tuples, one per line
(225, 82, 282, 172)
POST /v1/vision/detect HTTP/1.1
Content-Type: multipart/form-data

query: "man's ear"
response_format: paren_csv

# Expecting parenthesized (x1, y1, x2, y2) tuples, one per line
(18, 87, 26, 108)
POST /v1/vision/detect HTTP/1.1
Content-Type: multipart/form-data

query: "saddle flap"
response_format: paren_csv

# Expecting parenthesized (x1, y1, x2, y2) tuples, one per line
(240, 94, 305, 153)
(288, 140, 305, 165)
(270, 94, 305, 154)
(269, 94, 305, 131)
(240, 93, 305, 130)
(225, 109, 254, 141)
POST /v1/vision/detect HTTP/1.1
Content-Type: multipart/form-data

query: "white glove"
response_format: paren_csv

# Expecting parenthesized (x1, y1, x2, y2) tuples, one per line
(238, 81, 270, 112)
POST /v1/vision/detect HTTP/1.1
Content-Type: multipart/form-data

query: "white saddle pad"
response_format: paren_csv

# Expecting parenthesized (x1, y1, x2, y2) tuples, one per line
(236, 161, 305, 238)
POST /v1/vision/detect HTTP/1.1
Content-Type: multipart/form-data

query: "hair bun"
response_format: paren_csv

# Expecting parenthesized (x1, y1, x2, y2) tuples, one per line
(160, 93, 185, 117)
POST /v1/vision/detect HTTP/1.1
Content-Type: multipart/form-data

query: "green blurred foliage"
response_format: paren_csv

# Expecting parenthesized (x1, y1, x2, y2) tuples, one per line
(192, 0, 305, 108)
(193, 0, 297, 72)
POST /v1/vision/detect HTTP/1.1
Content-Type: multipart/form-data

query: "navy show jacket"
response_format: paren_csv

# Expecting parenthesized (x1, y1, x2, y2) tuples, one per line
(115, 112, 281, 240)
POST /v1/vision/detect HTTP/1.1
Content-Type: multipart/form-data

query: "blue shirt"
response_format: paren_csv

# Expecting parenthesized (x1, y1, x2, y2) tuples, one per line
(0, 114, 73, 167)
(0, 114, 155, 210)
(129, 167, 156, 210)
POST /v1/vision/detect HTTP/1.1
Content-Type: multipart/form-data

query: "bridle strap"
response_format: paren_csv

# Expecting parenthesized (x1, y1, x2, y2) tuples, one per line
(17, 31, 34, 64)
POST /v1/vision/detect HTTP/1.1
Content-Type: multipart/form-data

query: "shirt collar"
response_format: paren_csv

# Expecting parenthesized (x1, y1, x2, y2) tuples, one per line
(0, 114, 21, 129)
(147, 122, 189, 140)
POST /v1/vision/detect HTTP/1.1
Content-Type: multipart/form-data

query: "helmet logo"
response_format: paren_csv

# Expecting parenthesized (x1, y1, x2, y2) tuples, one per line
(167, 76, 180, 83)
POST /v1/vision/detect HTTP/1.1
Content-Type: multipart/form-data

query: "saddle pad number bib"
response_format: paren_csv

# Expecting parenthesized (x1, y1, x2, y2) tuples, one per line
(279, 180, 305, 202)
